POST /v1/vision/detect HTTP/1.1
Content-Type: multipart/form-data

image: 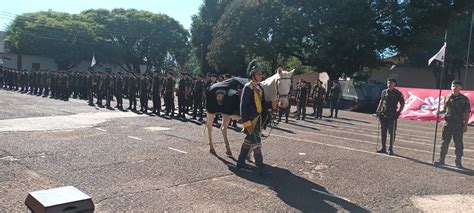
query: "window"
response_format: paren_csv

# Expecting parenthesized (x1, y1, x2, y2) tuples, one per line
(32, 63, 40, 71)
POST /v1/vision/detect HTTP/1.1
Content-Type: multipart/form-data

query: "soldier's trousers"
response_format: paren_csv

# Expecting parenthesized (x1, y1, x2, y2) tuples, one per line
(106, 91, 113, 107)
(193, 98, 203, 119)
(439, 122, 464, 160)
(128, 94, 137, 110)
(379, 117, 397, 151)
(330, 99, 339, 117)
(237, 117, 263, 169)
(164, 93, 174, 115)
(278, 106, 290, 122)
(152, 95, 161, 113)
(313, 99, 324, 118)
(88, 90, 94, 105)
(140, 92, 148, 111)
(297, 100, 307, 119)
(178, 93, 186, 115)
(115, 93, 123, 108)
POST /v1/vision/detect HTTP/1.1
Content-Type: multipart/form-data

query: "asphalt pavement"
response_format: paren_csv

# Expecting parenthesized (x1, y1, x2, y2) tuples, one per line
(0, 89, 473, 212)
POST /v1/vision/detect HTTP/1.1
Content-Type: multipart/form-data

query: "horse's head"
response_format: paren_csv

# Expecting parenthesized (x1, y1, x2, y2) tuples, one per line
(275, 67, 294, 109)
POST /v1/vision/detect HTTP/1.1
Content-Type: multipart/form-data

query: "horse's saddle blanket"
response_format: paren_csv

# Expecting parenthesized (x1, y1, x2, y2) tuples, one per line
(206, 77, 248, 114)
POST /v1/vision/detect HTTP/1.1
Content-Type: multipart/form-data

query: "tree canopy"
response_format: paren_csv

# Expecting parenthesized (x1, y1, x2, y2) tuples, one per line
(6, 9, 189, 73)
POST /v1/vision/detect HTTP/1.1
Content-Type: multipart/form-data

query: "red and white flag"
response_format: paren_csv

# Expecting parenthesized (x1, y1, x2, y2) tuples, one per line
(428, 42, 446, 66)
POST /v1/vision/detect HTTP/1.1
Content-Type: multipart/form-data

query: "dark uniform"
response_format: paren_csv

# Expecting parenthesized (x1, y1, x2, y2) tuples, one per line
(329, 81, 342, 118)
(115, 74, 125, 109)
(127, 73, 138, 111)
(376, 78, 404, 155)
(163, 72, 176, 116)
(296, 81, 310, 120)
(151, 72, 162, 114)
(139, 74, 151, 112)
(435, 80, 471, 168)
(105, 72, 114, 108)
(177, 73, 190, 118)
(312, 81, 326, 119)
(192, 75, 205, 121)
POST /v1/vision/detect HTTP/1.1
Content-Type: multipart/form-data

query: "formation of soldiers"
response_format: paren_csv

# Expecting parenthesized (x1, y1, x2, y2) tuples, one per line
(0, 66, 224, 121)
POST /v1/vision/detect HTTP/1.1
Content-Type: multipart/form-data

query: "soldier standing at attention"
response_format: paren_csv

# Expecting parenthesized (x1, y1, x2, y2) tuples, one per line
(296, 80, 310, 120)
(434, 80, 471, 168)
(151, 70, 162, 115)
(105, 71, 114, 109)
(163, 71, 176, 117)
(114, 72, 125, 110)
(139, 73, 151, 113)
(127, 72, 138, 111)
(87, 71, 95, 106)
(312, 80, 326, 119)
(329, 80, 342, 118)
(375, 78, 405, 155)
(192, 73, 205, 122)
(177, 72, 190, 119)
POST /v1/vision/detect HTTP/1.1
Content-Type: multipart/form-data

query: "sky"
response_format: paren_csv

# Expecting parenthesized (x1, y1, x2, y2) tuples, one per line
(0, 0, 202, 31)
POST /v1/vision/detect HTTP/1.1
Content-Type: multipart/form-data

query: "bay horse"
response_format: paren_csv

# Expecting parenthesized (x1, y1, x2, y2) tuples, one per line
(205, 68, 294, 156)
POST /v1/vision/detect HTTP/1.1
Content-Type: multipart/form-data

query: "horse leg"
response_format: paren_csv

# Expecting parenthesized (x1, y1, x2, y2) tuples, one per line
(221, 114, 232, 156)
(206, 113, 216, 155)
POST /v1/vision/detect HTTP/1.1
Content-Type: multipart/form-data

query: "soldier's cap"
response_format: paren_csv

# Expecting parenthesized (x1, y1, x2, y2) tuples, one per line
(210, 73, 217, 77)
(387, 78, 397, 84)
(451, 80, 463, 86)
(196, 73, 203, 77)
(180, 72, 188, 76)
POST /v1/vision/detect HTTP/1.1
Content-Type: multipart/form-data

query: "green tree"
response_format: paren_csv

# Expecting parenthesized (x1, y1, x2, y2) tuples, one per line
(6, 11, 97, 70)
(81, 9, 190, 73)
(190, 0, 230, 75)
(376, 0, 474, 88)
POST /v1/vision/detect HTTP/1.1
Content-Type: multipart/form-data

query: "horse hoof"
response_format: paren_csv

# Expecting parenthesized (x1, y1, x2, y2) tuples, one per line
(226, 151, 233, 156)
(210, 149, 217, 155)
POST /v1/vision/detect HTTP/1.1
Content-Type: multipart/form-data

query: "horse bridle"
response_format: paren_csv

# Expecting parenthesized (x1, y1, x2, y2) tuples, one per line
(276, 77, 292, 99)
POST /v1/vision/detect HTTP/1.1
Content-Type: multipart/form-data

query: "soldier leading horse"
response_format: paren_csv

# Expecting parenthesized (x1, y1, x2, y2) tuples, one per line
(205, 68, 294, 156)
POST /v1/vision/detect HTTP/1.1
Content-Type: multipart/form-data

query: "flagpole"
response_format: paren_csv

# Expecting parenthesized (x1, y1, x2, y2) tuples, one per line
(464, 11, 474, 87)
(432, 30, 447, 163)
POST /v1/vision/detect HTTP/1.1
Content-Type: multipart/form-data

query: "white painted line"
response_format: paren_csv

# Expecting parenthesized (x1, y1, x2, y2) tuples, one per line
(128, 136, 142, 141)
(280, 128, 474, 159)
(298, 153, 306, 155)
(274, 134, 402, 158)
(95, 128, 107, 132)
(168, 147, 187, 154)
(145, 127, 171, 131)
(311, 189, 352, 202)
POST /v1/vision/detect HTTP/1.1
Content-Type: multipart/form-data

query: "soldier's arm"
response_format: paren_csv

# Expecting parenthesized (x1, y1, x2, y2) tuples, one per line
(398, 92, 405, 114)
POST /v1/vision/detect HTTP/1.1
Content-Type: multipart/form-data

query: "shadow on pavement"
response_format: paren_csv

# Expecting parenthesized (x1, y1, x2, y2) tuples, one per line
(335, 117, 372, 124)
(214, 154, 369, 212)
(394, 154, 473, 176)
(303, 119, 338, 128)
(289, 122, 320, 131)
(272, 126, 296, 134)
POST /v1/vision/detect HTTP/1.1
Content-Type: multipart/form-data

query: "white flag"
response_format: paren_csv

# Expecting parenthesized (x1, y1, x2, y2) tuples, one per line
(91, 54, 96, 67)
(428, 42, 446, 66)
